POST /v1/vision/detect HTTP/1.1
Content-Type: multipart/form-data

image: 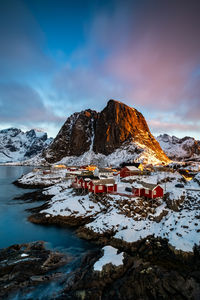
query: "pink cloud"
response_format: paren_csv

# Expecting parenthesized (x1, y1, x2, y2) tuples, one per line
(83, 1, 200, 114)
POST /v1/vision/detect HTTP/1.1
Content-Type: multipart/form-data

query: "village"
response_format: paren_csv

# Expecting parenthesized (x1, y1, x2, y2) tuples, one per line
(31, 161, 200, 200)
(16, 159, 200, 253)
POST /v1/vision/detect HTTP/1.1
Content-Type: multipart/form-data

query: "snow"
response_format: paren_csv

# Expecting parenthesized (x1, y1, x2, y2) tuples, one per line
(84, 172, 200, 252)
(21, 253, 29, 257)
(157, 134, 200, 161)
(93, 246, 124, 271)
(18, 167, 200, 253)
(56, 141, 168, 168)
(41, 188, 103, 218)
(18, 168, 69, 186)
(0, 127, 52, 163)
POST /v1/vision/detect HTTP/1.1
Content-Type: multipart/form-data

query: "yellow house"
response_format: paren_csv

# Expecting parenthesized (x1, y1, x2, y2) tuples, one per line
(138, 163, 144, 172)
(53, 164, 67, 169)
(86, 165, 97, 171)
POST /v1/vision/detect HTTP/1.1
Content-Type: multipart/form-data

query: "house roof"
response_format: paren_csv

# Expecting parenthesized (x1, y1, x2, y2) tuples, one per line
(125, 166, 140, 171)
(77, 175, 99, 180)
(133, 181, 162, 191)
(91, 178, 115, 186)
(99, 168, 113, 173)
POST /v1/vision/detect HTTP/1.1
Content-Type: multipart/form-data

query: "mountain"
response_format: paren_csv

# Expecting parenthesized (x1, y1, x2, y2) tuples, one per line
(0, 128, 53, 163)
(157, 134, 200, 161)
(44, 100, 170, 166)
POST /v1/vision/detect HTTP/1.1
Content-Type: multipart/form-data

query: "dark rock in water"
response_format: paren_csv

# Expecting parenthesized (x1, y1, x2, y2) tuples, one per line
(0, 241, 71, 299)
(58, 237, 200, 300)
(13, 189, 52, 204)
(44, 100, 169, 164)
(13, 178, 53, 189)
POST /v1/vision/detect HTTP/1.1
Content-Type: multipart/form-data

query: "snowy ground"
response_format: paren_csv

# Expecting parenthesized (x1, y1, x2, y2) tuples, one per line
(49, 141, 169, 167)
(42, 187, 104, 218)
(93, 246, 124, 271)
(18, 168, 70, 186)
(21, 169, 200, 252)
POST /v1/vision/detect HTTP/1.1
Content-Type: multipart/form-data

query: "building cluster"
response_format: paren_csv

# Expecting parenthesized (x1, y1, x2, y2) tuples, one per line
(49, 163, 164, 199)
(72, 176, 117, 194)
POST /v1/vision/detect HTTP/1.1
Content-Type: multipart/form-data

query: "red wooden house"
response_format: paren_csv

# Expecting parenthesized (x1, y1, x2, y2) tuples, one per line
(83, 178, 91, 189)
(88, 179, 117, 194)
(132, 181, 164, 199)
(88, 180, 94, 192)
(120, 166, 142, 178)
(72, 176, 84, 189)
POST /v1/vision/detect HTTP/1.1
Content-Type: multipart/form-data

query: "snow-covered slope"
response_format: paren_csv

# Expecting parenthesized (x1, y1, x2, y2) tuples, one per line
(0, 128, 53, 163)
(157, 134, 200, 161)
(57, 141, 165, 167)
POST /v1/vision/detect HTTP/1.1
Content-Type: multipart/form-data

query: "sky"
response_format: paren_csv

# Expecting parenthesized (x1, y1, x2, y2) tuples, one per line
(0, 0, 200, 139)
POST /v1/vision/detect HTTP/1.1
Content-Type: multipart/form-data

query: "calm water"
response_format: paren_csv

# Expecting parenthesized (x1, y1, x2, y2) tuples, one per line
(0, 166, 96, 299)
(0, 165, 94, 254)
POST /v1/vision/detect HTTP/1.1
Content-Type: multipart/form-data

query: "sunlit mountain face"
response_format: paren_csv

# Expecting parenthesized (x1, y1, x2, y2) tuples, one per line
(0, 0, 200, 140)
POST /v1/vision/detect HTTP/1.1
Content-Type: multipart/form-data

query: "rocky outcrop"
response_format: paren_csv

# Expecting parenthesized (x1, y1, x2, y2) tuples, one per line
(44, 110, 98, 162)
(157, 134, 200, 161)
(59, 237, 200, 300)
(0, 241, 71, 299)
(44, 100, 169, 164)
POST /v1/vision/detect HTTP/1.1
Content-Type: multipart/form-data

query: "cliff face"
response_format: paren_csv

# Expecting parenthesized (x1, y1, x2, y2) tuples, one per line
(94, 100, 164, 156)
(44, 100, 170, 164)
(45, 110, 98, 162)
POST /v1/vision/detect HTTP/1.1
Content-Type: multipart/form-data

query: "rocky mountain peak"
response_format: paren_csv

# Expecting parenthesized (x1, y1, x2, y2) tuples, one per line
(93, 99, 152, 155)
(44, 100, 170, 165)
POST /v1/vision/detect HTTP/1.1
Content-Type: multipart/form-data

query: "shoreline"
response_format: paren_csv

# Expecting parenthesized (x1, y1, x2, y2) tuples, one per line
(10, 171, 200, 299)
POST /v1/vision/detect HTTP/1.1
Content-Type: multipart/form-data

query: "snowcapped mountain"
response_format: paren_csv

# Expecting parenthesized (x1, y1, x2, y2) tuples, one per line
(43, 100, 170, 166)
(157, 134, 200, 161)
(0, 128, 53, 163)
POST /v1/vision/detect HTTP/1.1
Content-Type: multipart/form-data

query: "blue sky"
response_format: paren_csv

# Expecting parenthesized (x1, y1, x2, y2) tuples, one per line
(0, 0, 200, 139)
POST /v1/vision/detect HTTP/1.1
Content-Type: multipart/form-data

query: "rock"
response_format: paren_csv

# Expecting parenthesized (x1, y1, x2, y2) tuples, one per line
(58, 237, 200, 300)
(44, 100, 169, 164)
(0, 241, 71, 299)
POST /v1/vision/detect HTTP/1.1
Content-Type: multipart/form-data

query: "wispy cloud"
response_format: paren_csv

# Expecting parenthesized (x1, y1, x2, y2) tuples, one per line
(0, 82, 63, 123)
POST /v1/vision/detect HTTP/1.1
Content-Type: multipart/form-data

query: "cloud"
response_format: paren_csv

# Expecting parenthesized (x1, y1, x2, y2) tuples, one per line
(149, 119, 200, 133)
(0, 0, 54, 80)
(64, 0, 200, 116)
(0, 82, 63, 123)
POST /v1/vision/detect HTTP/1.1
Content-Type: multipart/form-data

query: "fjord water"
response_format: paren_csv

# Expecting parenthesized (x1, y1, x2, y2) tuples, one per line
(0, 166, 92, 254)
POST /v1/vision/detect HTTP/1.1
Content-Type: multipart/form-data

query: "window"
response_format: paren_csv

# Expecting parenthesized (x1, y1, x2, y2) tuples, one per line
(92, 186, 94, 190)
(153, 190, 156, 195)
(145, 189, 148, 194)
(98, 186, 103, 191)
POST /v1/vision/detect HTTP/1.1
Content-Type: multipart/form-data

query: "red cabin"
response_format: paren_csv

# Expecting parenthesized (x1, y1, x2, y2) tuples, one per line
(120, 166, 141, 178)
(88, 181, 94, 192)
(88, 179, 117, 194)
(83, 178, 91, 189)
(132, 182, 164, 199)
(72, 176, 83, 189)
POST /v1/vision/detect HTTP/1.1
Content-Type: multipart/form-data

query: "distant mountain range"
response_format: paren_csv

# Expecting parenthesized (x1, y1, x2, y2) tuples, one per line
(157, 134, 200, 162)
(0, 128, 52, 163)
(1, 101, 199, 165)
